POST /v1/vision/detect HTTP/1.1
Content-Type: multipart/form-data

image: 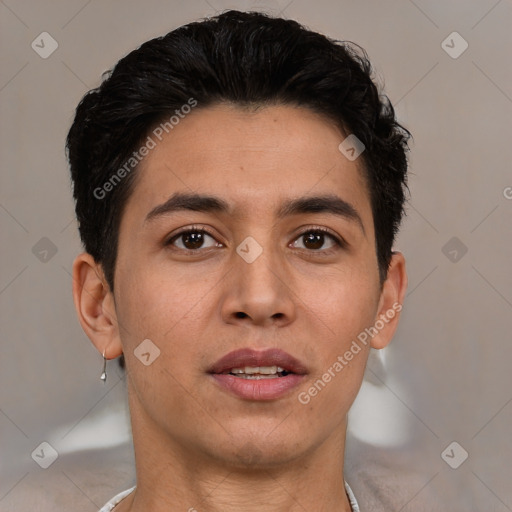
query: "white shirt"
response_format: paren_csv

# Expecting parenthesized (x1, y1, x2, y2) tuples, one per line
(99, 482, 360, 511)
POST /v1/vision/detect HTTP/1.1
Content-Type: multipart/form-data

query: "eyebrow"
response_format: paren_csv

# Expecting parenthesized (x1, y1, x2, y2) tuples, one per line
(277, 195, 365, 234)
(144, 192, 230, 224)
(144, 192, 365, 234)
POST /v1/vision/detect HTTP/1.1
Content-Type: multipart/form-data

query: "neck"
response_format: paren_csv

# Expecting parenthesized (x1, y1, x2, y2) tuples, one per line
(119, 383, 353, 512)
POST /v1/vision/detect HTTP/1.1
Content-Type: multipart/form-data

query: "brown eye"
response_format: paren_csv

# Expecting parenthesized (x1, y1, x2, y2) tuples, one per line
(167, 230, 219, 250)
(291, 230, 340, 251)
(181, 232, 205, 249)
(302, 232, 325, 250)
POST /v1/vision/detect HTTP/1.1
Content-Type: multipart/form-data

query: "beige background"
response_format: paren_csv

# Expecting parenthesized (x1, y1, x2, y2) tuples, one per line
(1, 0, 511, 510)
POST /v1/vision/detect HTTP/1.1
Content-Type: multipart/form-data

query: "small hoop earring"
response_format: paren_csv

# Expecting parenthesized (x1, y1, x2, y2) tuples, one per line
(100, 349, 107, 383)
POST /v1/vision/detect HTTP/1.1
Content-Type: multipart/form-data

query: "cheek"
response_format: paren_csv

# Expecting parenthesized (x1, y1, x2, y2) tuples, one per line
(297, 289, 376, 425)
(298, 260, 380, 339)
(115, 261, 204, 339)
(113, 265, 210, 418)
(296, 261, 379, 403)
(113, 260, 222, 388)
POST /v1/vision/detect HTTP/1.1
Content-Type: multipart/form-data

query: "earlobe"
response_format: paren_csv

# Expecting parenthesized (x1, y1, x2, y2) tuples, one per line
(370, 251, 408, 350)
(71, 253, 123, 359)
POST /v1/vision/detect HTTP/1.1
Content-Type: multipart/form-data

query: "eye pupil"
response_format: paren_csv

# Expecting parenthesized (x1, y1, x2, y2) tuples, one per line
(183, 232, 204, 249)
(303, 232, 324, 250)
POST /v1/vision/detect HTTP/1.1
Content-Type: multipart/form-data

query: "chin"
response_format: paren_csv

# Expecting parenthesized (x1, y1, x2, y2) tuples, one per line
(204, 432, 307, 471)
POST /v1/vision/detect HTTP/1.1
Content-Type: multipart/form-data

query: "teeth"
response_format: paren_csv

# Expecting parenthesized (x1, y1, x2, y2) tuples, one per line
(237, 374, 279, 380)
(230, 366, 284, 375)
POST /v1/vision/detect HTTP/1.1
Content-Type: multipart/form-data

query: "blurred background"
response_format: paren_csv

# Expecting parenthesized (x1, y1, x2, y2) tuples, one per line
(1, 1, 511, 510)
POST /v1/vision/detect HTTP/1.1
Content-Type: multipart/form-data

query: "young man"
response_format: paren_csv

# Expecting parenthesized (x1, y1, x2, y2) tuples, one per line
(68, 10, 409, 512)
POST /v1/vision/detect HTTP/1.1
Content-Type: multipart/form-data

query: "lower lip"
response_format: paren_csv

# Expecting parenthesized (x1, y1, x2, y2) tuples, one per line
(210, 374, 305, 401)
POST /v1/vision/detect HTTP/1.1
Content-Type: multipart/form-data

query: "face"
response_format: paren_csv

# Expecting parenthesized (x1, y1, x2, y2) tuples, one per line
(90, 104, 404, 468)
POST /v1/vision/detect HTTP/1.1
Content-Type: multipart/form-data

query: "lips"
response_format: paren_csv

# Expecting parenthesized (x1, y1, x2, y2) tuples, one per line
(208, 348, 308, 376)
(208, 348, 308, 401)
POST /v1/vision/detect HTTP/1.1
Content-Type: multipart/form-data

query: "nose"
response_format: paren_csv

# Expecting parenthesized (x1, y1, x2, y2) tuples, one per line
(220, 240, 296, 328)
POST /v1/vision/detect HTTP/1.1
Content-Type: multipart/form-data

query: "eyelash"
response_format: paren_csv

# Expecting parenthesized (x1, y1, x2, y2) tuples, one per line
(165, 224, 346, 254)
(294, 226, 346, 251)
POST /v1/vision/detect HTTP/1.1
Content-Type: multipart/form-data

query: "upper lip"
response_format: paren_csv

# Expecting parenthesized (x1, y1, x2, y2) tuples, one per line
(208, 348, 308, 375)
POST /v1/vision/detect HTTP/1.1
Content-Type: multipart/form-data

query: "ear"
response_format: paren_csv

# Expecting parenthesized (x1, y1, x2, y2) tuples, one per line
(71, 252, 123, 359)
(370, 251, 408, 350)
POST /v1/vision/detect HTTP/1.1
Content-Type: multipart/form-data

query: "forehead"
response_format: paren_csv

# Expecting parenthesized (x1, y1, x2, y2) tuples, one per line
(122, 103, 373, 229)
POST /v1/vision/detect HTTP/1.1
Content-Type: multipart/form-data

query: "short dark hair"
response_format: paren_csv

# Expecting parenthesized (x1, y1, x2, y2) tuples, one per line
(67, 9, 410, 292)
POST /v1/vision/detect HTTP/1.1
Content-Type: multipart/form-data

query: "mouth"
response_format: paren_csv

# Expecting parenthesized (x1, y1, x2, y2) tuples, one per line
(222, 365, 292, 379)
(208, 348, 307, 401)
(208, 347, 308, 376)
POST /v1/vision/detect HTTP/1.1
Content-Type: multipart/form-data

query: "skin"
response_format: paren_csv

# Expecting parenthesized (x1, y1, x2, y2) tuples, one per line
(72, 104, 407, 512)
